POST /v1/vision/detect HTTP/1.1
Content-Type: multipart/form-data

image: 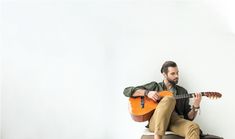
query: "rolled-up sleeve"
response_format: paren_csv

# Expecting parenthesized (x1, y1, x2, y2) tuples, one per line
(123, 81, 159, 97)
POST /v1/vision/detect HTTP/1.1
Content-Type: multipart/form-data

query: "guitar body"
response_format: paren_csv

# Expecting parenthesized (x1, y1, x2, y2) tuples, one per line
(129, 91, 173, 122)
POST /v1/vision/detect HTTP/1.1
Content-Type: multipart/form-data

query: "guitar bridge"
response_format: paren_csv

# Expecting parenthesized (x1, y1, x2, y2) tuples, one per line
(141, 96, 145, 108)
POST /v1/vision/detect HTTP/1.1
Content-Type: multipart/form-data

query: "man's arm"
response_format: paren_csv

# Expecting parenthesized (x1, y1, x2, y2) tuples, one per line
(132, 89, 146, 97)
(123, 81, 160, 101)
(187, 93, 202, 120)
(187, 106, 200, 120)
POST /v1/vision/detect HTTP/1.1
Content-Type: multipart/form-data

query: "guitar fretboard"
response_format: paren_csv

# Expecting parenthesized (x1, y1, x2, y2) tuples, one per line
(174, 92, 206, 99)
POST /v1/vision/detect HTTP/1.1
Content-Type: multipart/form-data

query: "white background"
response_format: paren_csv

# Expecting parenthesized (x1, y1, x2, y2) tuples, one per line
(1, 0, 235, 139)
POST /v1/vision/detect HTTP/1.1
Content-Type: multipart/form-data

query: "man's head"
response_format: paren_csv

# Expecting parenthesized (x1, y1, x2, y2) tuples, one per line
(161, 61, 179, 86)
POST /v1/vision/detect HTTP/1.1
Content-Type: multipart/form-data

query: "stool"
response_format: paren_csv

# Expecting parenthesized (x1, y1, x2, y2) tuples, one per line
(141, 129, 223, 139)
(141, 129, 184, 139)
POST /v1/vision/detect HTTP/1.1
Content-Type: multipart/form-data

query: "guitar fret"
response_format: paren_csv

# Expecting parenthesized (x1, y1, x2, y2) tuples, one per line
(175, 93, 194, 99)
(175, 92, 208, 99)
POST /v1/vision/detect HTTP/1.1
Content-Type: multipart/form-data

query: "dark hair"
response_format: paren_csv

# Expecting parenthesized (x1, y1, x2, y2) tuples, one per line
(161, 61, 177, 74)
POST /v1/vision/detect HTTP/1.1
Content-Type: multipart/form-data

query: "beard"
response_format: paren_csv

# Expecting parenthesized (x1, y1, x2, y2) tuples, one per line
(167, 77, 178, 86)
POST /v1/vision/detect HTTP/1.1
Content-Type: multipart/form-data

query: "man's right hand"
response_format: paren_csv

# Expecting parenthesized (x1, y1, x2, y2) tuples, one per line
(147, 91, 162, 102)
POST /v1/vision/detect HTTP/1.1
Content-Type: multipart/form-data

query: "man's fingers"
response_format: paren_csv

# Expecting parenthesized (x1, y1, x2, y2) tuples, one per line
(148, 91, 160, 101)
(153, 96, 158, 101)
(151, 97, 157, 102)
(194, 93, 201, 98)
(154, 94, 161, 100)
(196, 93, 201, 99)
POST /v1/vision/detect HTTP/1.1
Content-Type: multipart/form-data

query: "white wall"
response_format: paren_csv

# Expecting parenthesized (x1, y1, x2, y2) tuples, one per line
(1, 0, 235, 139)
(0, 14, 3, 138)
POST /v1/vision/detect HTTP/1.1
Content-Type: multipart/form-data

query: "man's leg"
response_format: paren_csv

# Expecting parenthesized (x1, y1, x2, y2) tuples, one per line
(148, 96, 176, 139)
(169, 112, 200, 139)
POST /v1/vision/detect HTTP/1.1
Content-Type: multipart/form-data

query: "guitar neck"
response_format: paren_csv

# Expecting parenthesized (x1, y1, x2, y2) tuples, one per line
(174, 92, 206, 99)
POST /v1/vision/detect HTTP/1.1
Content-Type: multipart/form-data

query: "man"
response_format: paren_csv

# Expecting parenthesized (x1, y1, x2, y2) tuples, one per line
(123, 61, 201, 139)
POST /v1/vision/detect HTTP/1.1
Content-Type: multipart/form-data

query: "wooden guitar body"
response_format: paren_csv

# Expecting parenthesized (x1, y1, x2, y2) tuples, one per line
(129, 91, 173, 122)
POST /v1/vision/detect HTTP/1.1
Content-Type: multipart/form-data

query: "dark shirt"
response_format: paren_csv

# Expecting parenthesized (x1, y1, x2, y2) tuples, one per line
(123, 81, 192, 120)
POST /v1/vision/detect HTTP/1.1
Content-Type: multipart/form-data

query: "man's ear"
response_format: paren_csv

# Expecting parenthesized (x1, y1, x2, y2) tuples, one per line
(163, 72, 167, 78)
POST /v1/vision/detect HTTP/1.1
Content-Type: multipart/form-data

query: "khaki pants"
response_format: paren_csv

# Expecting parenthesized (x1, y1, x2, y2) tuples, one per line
(149, 96, 200, 139)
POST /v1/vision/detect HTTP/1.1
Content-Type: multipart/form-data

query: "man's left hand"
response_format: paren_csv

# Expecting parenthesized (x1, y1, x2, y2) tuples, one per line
(193, 92, 202, 107)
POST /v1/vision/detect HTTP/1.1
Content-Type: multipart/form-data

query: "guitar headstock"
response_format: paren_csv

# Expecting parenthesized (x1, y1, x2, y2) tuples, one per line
(204, 92, 222, 99)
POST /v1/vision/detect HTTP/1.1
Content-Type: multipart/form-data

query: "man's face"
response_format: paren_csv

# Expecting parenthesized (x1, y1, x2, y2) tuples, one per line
(165, 67, 179, 86)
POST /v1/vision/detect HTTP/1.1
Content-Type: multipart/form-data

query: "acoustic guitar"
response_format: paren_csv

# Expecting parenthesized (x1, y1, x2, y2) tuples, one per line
(128, 91, 222, 122)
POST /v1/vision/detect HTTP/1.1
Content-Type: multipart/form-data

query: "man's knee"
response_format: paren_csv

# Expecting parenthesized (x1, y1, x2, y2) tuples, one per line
(186, 122, 200, 136)
(192, 123, 200, 130)
(161, 96, 176, 105)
